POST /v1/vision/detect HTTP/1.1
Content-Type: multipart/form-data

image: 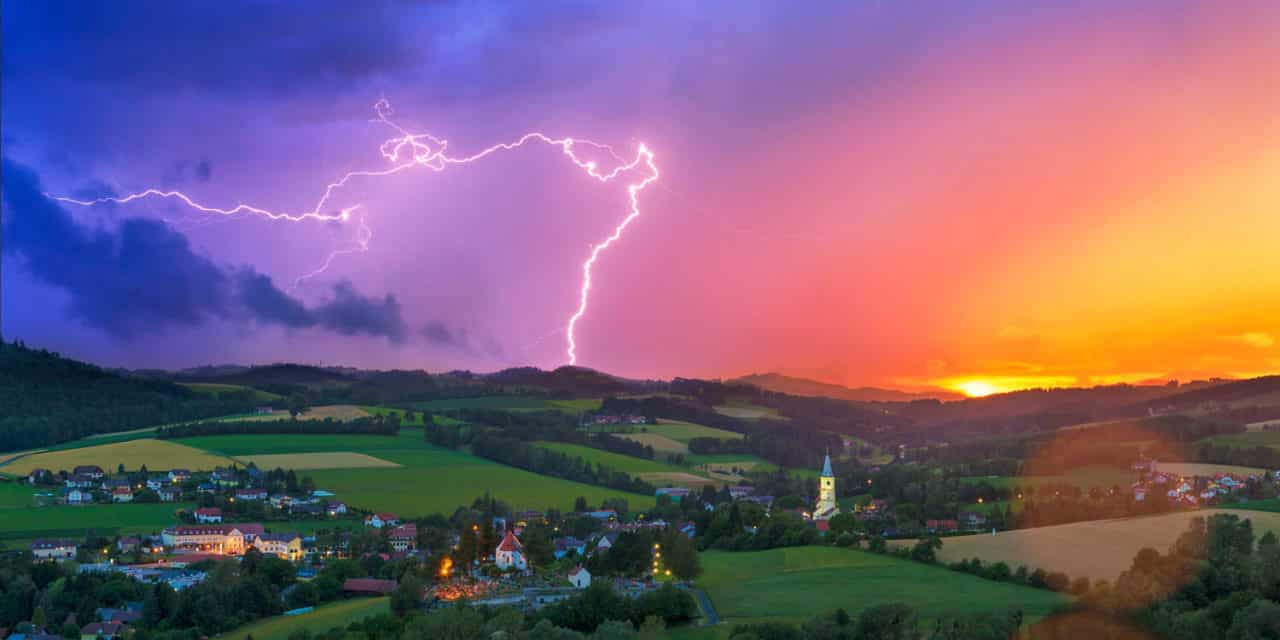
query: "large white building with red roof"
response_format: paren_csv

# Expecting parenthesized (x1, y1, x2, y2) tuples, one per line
(495, 529, 527, 571)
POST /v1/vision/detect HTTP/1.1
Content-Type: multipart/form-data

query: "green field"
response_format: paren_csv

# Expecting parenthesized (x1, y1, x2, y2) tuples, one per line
(534, 442, 697, 475)
(0, 502, 188, 544)
(0, 481, 39, 509)
(1200, 431, 1280, 450)
(960, 465, 1137, 491)
(684, 454, 778, 471)
(698, 547, 1069, 630)
(178, 430, 655, 516)
(213, 598, 389, 640)
(181, 382, 282, 402)
(648, 420, 744, 443)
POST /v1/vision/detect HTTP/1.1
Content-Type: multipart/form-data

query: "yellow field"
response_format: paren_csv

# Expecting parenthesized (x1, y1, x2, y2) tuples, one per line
(1246, 420, 1280, 432)
(234, 452, 400, 470)
(3, 439, 234, 475)
(892, 509, 1280, 582)
(1155, 462, 1265, 477)
(620, 433, 688, 454)
(236, 404, 371, 423)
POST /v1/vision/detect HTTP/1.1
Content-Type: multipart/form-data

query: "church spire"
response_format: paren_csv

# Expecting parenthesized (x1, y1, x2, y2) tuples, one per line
(821, 450, 833, 477)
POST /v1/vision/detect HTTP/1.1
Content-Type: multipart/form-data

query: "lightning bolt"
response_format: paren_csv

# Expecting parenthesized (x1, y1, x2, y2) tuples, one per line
(46, 99, 658, 366)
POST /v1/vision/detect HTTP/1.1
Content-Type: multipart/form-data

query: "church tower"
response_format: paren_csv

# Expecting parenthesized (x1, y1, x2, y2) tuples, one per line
(814, 451, 838, 519)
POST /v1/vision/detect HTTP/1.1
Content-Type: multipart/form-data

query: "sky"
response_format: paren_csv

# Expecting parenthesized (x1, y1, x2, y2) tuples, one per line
(3, 1, 1279, 395)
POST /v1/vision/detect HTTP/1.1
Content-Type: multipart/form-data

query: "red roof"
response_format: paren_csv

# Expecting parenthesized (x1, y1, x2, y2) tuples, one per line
(497, 529, 523, 552)
(195, 507, 222, 516)
(343, 578, 397, 594)
(569, 566, 586, 577)
(112, 486, 132, 494)
(814, 520, 830, 532)
(390, 524, 417, 539)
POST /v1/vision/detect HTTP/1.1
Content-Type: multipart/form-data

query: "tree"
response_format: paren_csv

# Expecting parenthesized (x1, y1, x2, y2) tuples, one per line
(31, 606, 46, 629)
(661, 531, 701, 581)
(392, 574, 424, 617)
(910, 536, 942, 563)
(287, 393, 308, 419)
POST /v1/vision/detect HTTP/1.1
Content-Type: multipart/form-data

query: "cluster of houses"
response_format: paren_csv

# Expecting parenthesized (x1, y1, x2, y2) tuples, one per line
(1130, 459, 1257, 506)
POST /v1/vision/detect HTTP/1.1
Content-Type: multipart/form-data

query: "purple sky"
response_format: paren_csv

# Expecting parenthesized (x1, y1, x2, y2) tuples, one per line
(5, 1, 1279, 390)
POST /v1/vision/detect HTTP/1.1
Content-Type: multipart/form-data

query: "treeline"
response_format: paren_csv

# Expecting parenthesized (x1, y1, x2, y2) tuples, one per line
(0, 341, 259, 452)
(0, 548, 356, 639)
(434, 408, 656, 460)
(425, 422, 655, 495)
(727, 604, 1025, 640)
(156, 416, 400, 439)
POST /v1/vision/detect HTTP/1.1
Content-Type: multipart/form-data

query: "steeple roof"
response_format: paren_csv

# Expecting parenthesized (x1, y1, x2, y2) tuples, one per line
(821, 454, 833, 477)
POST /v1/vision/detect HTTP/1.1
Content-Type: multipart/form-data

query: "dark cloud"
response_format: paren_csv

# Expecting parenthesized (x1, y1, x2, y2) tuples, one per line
(3, 1, 418, 97)
(3, 157, 406, 343)
(421, 320, 470, 349)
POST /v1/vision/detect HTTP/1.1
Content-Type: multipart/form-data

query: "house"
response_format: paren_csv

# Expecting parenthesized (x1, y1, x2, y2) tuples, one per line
(326, 502, 348, 516)
(959, 511, 987, 529)
(740, 495, 774, 509)
(585, 509, 617, 521)
(679, 522, 697, 538)
(168, 469, 191, 483)
(66, 474, 97, 489)
(269, 494, 292, 509)
(343, 578, 398, 595)
(553, 536, 586, 559)
(116, 536, 140, 553)
(26, 468, 54, 485)
(157, 487, 181, 503)
(1133, 486, 1147, 502)
(195, 507, 223, 523)
(66, 488, 94, 505)
(196, 482, 217, 494)
(31, 539, 77, 560)
(495, 530, 527, 571)
(568, 566, 591, 589)
(291, 503, 323, 516)
(235, 487, 267, 501)
(146, 477, 166, 491)
(96, 604, 143, 624)
(211, 468, 239, 487)
(389, 524, 418, 552)
(655, 487, 691, 501)
(593, 532, 619, 555)
(111, 486, 134, 503)
(364, 513, 400, 528)
(729, 485, 755, 499)
(80, 621, 126, 640)
(74, 465, 106, 480)
(926, 519, 959, 533)
(516, 510, 545, 525)
(253, 533, 303, 561)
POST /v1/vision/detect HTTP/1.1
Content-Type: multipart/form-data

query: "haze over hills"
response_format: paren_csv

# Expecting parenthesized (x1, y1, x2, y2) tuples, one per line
(731, 372, 965, 402)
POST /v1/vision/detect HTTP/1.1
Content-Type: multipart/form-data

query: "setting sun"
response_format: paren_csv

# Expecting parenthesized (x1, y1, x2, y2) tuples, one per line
(955, 380, 1001, 398)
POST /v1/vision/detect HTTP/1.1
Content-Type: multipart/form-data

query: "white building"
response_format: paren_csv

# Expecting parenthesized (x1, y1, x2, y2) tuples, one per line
(568, 565, 591, 589)
(31, 539, 77, 560)
(813, 453, 839, 520)
(495, 530, 527, 571)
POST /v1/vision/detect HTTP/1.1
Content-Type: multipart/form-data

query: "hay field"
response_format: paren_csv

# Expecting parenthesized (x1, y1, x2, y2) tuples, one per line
(235, 452, 401, 470)
(892, 509, 1280, 582)
(620, 433, 688, 454)
(649, 420, 744, 442)
(2, 439, 234, 475)
(713, 399, 781, 420)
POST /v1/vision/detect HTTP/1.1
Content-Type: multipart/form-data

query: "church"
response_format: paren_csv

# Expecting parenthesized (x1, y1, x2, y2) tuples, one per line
(813, 452, 839, 520)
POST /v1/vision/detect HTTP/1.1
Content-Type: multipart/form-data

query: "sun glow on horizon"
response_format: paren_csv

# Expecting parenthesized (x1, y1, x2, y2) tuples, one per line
(954, 380, 1002, 398)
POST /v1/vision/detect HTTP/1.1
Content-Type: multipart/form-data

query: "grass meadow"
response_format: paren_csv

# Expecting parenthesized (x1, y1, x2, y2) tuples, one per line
(697, 546, 1070, 630)
(213, 598, 389, 640)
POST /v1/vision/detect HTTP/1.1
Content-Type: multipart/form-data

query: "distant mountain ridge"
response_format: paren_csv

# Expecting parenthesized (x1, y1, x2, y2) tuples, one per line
(731, 372, 964, 402)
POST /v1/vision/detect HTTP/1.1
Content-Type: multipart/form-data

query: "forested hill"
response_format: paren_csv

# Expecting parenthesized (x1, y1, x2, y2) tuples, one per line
(0, 341, 258, 452)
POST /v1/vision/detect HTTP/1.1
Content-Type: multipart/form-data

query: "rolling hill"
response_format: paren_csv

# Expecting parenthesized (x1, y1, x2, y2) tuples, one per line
(732, 372, 963, 402)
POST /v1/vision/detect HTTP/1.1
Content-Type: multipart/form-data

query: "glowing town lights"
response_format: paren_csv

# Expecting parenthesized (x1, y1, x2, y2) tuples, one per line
(48, 99, 659, 366)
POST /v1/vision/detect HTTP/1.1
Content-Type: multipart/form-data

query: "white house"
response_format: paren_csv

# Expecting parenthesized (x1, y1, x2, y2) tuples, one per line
(112, 487, 134, 503)
(568, 565, 591, 589)
(31, 539, 77, 560)
(66, 488, 94, 505)
(326, 502, 348, 516)
(495, 530, 527, 571)
(365, 513, 399, 528)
